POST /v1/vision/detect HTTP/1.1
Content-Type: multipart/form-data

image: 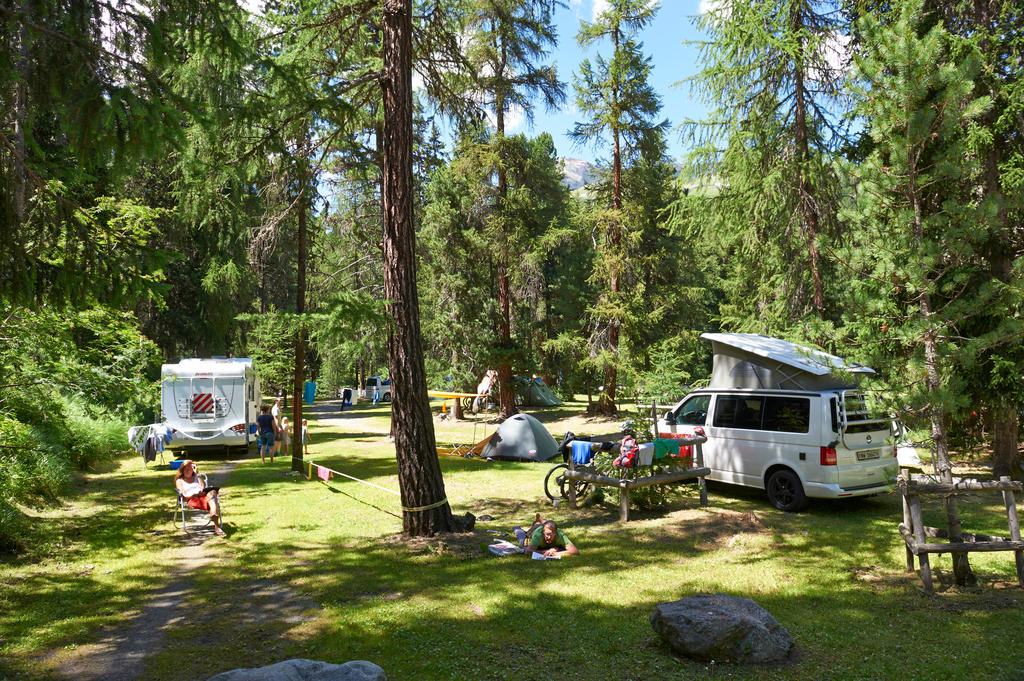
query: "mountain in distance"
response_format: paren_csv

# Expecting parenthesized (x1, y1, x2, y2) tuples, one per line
(560, 157, 689, 191)
(560, 157, 597, 190)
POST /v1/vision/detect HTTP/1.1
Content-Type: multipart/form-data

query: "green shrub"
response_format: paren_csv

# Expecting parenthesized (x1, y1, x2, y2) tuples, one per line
(0, 416, 73, 504)
(59, 396, 133, 469)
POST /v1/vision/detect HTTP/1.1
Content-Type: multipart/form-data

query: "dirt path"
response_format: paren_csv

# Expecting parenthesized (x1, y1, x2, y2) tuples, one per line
(51, 464, 232, 681)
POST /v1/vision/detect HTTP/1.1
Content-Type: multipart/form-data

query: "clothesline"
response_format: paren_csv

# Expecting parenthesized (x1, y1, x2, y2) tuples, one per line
(299, 457, 448, 513)
(300, 457, 400, 496)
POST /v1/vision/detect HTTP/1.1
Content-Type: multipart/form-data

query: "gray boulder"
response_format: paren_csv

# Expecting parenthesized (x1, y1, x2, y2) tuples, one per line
(207, 659, 386, 681)
(650, 593, 794, 664)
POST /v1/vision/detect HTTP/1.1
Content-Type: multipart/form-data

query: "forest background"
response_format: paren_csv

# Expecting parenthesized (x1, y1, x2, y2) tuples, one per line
(1, 0, 1022, 548)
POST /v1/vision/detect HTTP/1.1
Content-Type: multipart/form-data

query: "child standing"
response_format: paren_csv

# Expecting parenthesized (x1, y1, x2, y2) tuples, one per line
(279, 417, 291, 459)
(301, 418, 311, 456)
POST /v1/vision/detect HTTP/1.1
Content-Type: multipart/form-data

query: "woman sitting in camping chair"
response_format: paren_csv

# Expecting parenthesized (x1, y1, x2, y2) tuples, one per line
(174, 460, 225, 536)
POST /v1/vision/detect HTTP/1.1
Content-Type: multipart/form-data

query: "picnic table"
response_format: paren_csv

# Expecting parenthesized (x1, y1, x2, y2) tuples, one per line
(563, 434, 710, 522)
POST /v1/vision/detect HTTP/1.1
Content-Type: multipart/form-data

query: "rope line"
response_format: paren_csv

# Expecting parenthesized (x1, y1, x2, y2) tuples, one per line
(301, 457, 400, 496)
(401, 497, 449, 513)
(298, 457, 449, 514)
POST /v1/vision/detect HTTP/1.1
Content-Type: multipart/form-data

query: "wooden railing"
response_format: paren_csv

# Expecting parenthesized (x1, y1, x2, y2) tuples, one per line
(563, 434, 710, 522)
(898, 472, 1024, 594)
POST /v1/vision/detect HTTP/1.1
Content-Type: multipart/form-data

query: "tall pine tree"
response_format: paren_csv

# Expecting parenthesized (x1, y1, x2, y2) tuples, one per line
(680, 0, 849, 336)
(571, 0, 667, 414)
(842, 0, 999, 585)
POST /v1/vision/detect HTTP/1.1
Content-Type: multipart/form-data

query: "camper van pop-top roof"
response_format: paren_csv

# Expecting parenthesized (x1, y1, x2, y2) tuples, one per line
(701, 333, 874, 392)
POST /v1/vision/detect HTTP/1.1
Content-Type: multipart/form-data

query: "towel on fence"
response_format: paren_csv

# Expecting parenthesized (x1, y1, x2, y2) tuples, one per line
(637, 442, 655, 466)
(317, 465, 331, 481)
(570, 440, 594, 465)
(653, 438, 681, 459)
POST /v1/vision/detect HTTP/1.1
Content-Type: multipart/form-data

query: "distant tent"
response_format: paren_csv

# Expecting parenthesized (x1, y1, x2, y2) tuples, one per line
(514, 376, 563, 407)
(478, 413, 559, 462)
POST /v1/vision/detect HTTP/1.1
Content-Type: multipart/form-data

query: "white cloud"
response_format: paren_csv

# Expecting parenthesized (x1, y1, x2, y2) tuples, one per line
(503, 105, 525, 132)
(239, 0, 263, 14)
(822, 31, 851, 75)
(591, 0, 609, 22)
(699, 0, 728, 15)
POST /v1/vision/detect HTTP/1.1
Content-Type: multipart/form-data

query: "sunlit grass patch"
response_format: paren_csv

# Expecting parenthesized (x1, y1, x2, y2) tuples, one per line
(3, 400, 1024, 681)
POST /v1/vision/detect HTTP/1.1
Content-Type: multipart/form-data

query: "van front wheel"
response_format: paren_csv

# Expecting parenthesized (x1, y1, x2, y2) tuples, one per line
(766, 469, 807, 512)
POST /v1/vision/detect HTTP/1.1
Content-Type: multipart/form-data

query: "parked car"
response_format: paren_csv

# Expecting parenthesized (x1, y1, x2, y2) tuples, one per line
(656, 333, 898, 511)
(365, 375, 392, 402)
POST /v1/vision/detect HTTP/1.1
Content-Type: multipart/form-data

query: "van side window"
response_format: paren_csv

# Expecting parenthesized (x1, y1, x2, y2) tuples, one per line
(762, 396, 810, 433)
(714, 395, 809, 432)
(674, 395, 710, 425)
(714, 396, 764, 429)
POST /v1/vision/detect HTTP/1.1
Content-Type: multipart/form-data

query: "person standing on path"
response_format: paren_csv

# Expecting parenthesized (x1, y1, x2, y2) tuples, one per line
(256, 404, 276, 464)
(271, 397, 283, 458)
(279, 416, 291, 460)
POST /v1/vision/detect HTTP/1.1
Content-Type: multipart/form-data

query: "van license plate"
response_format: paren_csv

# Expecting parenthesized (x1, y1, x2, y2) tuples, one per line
(857, 449, 880, 461)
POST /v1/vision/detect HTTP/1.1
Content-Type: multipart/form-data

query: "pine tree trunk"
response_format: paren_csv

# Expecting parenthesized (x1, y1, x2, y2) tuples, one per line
(495, 100, 517, 420)
(291, 165, 307, 473)
(597, 124, 621, 417)
(791, 7, 824, 316)
(381, 0, 464, 536)
(982, 142, 1020, 480)
(992, 404, 1021, 480)
(914, 176, 974, 586)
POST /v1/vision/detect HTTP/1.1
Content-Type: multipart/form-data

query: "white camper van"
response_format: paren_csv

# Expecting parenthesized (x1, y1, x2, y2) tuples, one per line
(657, 334, 897, 511)
(161, 357, 261, 453)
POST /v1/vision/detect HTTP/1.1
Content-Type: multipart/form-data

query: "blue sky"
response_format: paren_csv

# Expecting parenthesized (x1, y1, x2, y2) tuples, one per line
(510, 0, 711, 165)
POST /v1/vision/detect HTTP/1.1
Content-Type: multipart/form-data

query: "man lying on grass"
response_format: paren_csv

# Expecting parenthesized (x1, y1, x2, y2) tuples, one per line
(515, 514, 579, 558)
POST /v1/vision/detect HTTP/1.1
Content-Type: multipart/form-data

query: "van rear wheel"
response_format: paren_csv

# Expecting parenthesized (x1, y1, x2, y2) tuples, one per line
(766, 469, 807, 512)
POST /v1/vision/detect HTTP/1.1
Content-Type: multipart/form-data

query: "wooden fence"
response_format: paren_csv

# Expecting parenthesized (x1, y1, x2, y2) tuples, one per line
(899, 472, 1024, 593)
(563, 434, 710, 522)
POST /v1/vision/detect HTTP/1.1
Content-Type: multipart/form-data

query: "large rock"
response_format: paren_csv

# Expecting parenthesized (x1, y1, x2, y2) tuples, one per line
(650, 593, 794, 664)
(207, 659, 386, 681)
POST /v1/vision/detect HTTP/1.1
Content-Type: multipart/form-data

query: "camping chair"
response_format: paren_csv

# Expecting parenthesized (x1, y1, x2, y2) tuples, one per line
(174, 473, 221, 533)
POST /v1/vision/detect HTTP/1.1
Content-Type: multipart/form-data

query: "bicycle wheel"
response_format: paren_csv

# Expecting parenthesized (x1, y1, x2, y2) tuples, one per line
(559, 475, 591, 501)
(544, 463, 569, 501)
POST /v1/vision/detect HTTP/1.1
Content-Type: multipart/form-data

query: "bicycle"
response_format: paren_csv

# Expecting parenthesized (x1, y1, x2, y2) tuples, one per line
(544, 421, 637, 502)
(543, 462, 592, 502)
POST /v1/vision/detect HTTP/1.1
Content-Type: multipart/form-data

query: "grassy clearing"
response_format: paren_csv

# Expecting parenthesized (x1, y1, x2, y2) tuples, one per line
(2, 398, 1024, 681)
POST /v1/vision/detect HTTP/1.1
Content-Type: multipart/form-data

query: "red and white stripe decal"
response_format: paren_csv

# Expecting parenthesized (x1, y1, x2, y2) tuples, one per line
(192, 393, 214, 413)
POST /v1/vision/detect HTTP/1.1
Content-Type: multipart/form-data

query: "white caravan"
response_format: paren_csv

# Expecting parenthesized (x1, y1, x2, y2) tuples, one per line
(657, 333, 898, 511)
(161, 357, 261, 453)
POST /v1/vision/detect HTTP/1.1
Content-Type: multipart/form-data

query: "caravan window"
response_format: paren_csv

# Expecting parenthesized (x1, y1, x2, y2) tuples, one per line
(713, 395, 810, 433)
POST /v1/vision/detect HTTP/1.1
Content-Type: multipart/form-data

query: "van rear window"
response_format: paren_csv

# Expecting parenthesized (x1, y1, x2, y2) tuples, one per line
(713, 395, 810, 433)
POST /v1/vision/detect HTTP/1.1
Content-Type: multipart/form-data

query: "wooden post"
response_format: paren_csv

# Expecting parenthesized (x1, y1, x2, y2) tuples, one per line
(908, 491, 933, 594)
(1000, 476, 1024, 587)
(567, 459, 577, 510)
(651, 400, 658, 439)
(453, 398, 463, 421)
(695, 441, 708, 507)
(619, 484, 630, 523)
(901, 470, 914, 572)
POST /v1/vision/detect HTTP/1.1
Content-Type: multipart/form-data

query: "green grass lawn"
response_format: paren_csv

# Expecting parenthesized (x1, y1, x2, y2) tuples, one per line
(2, 398, 1024, 681)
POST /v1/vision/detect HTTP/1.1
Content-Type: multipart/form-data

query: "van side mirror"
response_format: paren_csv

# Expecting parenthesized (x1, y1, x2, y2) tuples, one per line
(663, 411, 676, 425)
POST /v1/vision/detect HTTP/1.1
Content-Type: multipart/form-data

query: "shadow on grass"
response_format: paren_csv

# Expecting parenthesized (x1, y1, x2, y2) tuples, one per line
(158, 509, 1024, 681)
(8, 411, 1024, 681)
